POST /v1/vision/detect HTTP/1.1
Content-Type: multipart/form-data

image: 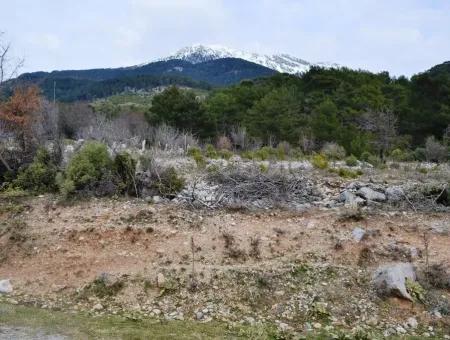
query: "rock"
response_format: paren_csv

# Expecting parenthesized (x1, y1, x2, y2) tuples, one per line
(430, 222, 449, 235)
(195, 311, 203, 320)
(312, 322, 322, 329)
(372, 262, 416, 301)
(93, 303, 103, 311)
(278, 322, 290, 332)
(352, 227, 366, 242)
(153, 196, 162, 204)
(0, 279, 13, 294)
(386, 186, 405, 202)
(406, 317, 418, 329)
(357, 187, 387, 202)
(396, 326, 407, 334)
(339, 190, 364, 206)
(157, 273, 166, 288)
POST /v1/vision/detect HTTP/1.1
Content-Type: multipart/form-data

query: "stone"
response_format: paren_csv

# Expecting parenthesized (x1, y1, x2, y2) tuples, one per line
(196, 311, 203, 320)
(93, 303, 103, 311)
(352, 227, 366, 242)
(157, 273, 166, 288)
(357, 187, 387, 202)
(339, 190, 364, 206)
(386, 186, 405, 202)
(372, 262, 416, 301)
(396, 326, 407, 334)
(153, 196, 162, 204)
(406, 317, 418, 329)
(0, 279, 13, 294)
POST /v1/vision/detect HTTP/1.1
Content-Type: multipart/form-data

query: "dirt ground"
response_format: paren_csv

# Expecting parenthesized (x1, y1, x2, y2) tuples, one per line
(1, 195, 449, 338)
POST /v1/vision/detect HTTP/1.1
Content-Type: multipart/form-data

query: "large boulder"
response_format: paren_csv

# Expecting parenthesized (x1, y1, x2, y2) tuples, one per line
(0, 279, 13, 294)
(372, 263, 416, 301)
(357, 187, 387, 202)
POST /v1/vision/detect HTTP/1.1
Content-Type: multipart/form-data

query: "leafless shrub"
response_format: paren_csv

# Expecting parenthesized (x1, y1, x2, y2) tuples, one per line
(221, 230, 247, 261)
(361, 108, 398, 160)
(422, 263, 450, 289)
(321, 142, 346, 160)
(425, 136, 447, 163)
(249, 236, 261, 259)
(58, 102, 96, 139)
(299, 129, 315, 154)
(230, 126, 248, 150)
(76, 112, 150, 151)
(216, 135, 232, 150)
(0, 31, 24, 86)
(358, 246, 376, 267)
(277, 141, 291, 155)
(151, 124, 198, 152)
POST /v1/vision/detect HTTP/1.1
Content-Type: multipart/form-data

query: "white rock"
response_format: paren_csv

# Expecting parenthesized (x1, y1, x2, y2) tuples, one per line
(357, 187, 386, 202)
(372, 263, 416, 301)
(157, 273, 166, 288)
(406, 317, 418, 329)
(396, 326, 407, 334)
(93, 303, 103, 311)
(352, 227, 366, 242)
(0, 279, 13, 294)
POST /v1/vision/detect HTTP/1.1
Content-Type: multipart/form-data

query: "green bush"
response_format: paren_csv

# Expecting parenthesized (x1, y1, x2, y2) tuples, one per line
(187, 147, 206, 167)
(360, 151, 372, 162)
(259, 163, 269, 173)
(336, 168, 360, 179)
(155, 167, 185, 197)
(390, 148, 414, 162)
(312, 153, 328, 169)
(367, 154, 382, 167)
(219, 149, 233, 160)
(254, 147, 272, 161)
(241, 151, 254, 160)
(414, 147, 426, 162)
(114, 152, 137, 195)
(13, 148, 58, 194)
(205, 144, 219, 159)
(64, 142, 113, 192)
(345, 155, 358, 167)
(291, 148, 304, 160)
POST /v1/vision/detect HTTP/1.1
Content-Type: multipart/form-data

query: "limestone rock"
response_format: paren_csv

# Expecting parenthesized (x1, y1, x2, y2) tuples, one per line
(372, 262, 416, 301)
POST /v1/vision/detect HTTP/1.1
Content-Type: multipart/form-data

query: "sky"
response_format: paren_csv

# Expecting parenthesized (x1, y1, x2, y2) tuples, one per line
(1, 0, 449, 76)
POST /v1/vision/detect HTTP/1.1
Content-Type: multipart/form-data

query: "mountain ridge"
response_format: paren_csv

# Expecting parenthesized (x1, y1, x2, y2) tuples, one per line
(157, 44, 340, 74)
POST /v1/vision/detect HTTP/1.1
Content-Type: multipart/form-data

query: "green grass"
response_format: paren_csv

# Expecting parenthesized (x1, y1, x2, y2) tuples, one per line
(0, 303, 259, 339)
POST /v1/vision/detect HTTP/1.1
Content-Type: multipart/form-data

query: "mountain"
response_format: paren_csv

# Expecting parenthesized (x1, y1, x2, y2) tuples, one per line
(3, 44, 339, 102)
(158, 44, 339, 74)
(8, 58, 276, 101)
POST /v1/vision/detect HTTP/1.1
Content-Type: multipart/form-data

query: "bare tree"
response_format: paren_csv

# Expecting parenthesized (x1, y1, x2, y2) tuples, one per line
(361, 108, 398, 160)
(230, 126, 248, 150)
(0, 31, 24, 86)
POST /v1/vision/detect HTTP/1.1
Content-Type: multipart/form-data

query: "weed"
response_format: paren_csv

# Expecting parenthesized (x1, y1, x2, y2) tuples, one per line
(312, 153, 328, 169)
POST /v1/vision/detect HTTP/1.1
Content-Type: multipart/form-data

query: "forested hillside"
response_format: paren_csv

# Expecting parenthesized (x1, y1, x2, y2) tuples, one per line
(147, 64, 450, 154)
(3, 58, 276, 101)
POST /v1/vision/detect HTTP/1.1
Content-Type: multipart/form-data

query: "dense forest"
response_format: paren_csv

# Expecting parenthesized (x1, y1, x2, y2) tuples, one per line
(147, 64, 450, 157)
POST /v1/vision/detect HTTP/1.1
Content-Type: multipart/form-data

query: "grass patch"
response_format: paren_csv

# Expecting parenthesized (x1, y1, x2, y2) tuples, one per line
(0, 303, 258, 339)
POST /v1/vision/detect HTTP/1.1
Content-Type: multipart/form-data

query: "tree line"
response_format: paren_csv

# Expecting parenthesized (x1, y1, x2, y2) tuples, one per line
(148, 66, 450, 158)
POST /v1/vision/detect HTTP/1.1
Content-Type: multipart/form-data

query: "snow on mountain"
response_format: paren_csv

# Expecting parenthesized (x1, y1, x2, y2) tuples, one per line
(157, 44, 339, 74)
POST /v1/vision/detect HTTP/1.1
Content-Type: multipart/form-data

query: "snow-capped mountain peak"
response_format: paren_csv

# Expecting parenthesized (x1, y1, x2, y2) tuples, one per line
(157, 44, 338, 74)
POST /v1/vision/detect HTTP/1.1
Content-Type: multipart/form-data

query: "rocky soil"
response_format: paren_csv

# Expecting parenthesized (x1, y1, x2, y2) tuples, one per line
(0, 156, 450, 338)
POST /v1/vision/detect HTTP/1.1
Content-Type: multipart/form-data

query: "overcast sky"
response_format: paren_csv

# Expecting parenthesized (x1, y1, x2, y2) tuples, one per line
(1, 0, 449, 76)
